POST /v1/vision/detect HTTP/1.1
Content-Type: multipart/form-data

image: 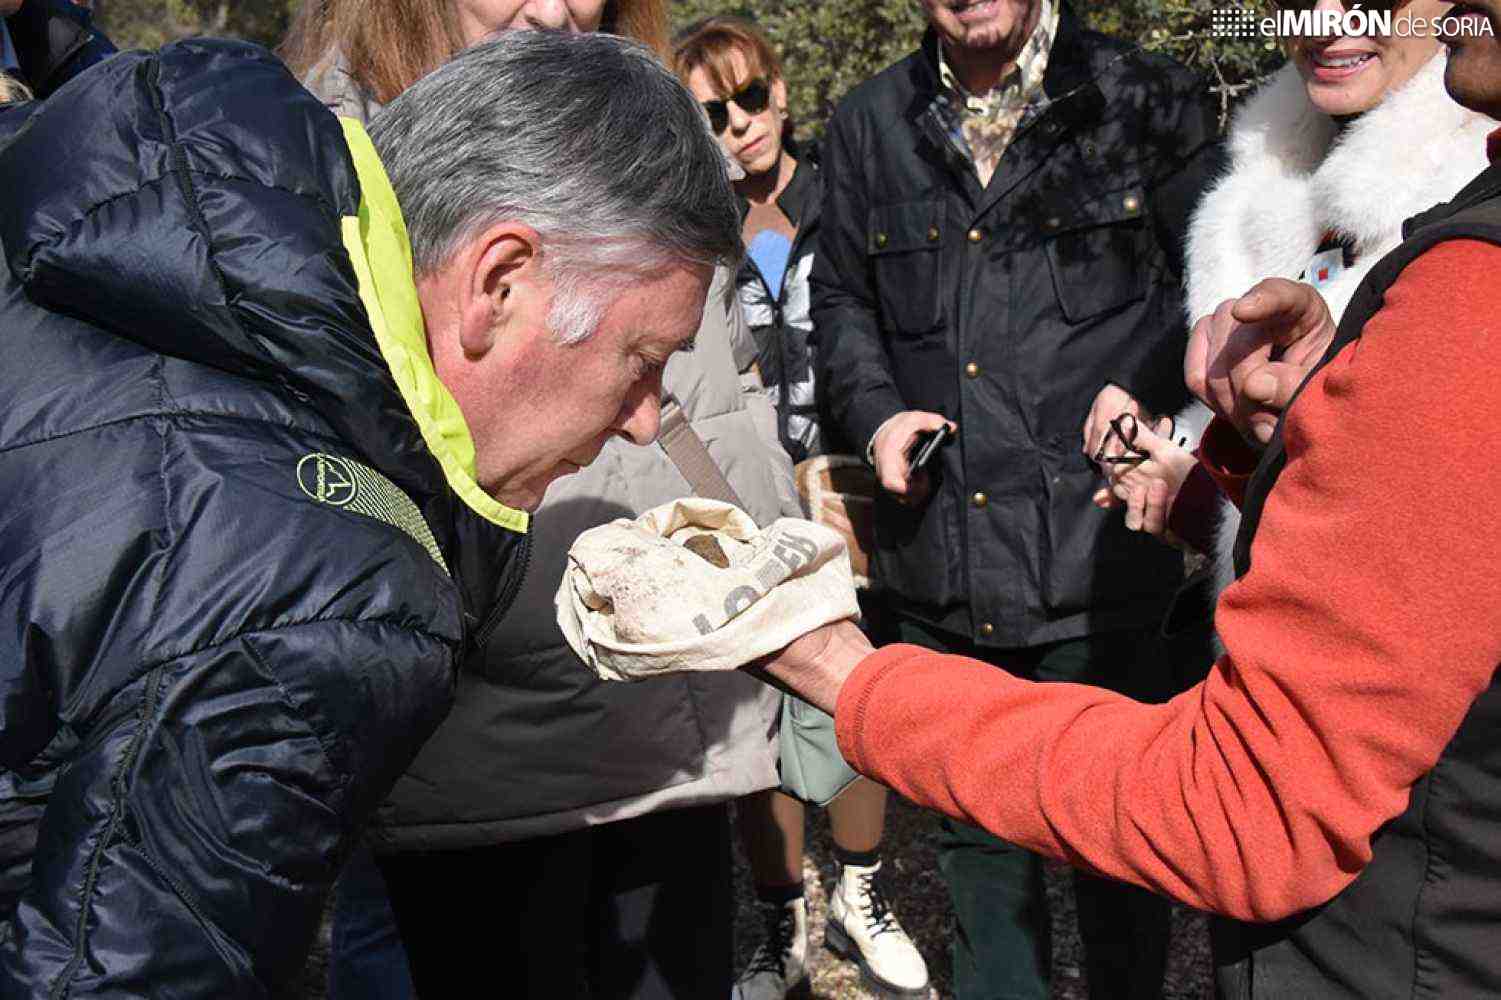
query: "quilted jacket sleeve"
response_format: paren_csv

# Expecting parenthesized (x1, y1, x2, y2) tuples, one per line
(0, 620, 455, 998)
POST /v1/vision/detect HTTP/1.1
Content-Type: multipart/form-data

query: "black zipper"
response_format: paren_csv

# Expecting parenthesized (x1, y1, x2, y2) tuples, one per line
(471, 530, 533, 653)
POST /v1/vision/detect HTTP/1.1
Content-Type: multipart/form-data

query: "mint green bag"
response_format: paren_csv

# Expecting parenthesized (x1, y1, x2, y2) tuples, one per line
(777, 692, 859, 806)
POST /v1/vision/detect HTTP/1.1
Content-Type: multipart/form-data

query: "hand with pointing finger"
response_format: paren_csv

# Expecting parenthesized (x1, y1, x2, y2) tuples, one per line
(1184, 278, 1337, 446)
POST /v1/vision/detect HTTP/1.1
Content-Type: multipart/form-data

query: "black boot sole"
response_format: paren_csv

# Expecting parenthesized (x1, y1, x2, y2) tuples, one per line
(823, 920, 930, 999)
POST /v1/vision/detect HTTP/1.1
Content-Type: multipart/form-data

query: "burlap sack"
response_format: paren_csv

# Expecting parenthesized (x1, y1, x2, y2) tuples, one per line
(557, 498, 860, 682)
(794, 454, 880, 590)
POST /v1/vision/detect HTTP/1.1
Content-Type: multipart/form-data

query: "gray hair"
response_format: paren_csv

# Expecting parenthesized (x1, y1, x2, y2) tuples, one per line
(368, 30, 743, 344)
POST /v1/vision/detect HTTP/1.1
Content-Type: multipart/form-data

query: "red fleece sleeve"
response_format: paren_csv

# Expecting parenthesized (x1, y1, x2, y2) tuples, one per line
(835, 241, 1501, 922)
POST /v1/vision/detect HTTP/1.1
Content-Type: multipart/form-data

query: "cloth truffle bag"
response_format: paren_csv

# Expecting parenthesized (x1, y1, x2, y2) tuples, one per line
(555, 404, 862, 804)
(556, 497, 859, 678)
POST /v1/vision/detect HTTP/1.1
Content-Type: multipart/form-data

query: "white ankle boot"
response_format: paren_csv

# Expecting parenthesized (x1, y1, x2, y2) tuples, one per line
(825, 861, 930, 998)
(732, 896, 809, 1000)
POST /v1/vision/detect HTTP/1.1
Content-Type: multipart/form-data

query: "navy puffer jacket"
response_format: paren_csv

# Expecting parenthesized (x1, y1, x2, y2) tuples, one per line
(0, 41, 528, 996)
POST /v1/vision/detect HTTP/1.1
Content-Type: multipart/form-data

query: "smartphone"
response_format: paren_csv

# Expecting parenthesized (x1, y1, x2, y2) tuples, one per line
(906, 425, 951, 472)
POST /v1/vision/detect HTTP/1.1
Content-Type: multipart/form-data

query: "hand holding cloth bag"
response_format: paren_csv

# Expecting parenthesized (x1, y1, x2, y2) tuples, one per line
(555, 399, 862, 804)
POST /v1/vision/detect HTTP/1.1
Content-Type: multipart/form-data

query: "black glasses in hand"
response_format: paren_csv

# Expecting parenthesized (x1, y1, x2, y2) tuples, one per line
(701, 79, 770, 134)
(1093, 412, 1149, 466)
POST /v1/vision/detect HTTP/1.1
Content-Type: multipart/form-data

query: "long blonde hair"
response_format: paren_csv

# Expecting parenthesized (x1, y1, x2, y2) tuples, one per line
(279, 0, 671, 105)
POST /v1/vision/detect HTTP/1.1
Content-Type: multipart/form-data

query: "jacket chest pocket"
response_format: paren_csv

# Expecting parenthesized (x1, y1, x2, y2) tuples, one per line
(867, 200, 944, 335)
(1042, 187, 1150, 325)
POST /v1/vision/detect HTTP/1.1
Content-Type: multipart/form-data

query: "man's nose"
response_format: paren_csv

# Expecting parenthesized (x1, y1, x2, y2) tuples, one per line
(522, 0, 571, 30)
(616, 389, 662, 446)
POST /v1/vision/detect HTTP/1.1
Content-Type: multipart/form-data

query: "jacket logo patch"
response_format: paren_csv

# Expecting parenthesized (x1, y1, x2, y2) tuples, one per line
(297, 453, 357, 506)
(295, 452, 450, 575)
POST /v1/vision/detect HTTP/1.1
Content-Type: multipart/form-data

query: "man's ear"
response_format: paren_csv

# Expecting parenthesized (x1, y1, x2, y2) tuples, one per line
(457, 222, 544, 359)
(773, 76, 789, 118)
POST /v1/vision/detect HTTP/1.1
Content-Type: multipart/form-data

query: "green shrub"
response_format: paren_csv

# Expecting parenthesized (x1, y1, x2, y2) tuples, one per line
(95, 0, 1284, 135)
(93, 0, 296, 52)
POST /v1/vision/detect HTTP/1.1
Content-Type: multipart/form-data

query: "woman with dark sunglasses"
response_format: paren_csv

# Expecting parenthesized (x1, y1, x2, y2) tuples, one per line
(672, 18, 932, 1000)
(677, 17, 819, 465)
(1085, 0, 1492, 568)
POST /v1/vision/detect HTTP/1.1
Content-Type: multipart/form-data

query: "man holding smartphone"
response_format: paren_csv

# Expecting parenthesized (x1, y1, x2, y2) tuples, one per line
(810, 1, 1222, 996)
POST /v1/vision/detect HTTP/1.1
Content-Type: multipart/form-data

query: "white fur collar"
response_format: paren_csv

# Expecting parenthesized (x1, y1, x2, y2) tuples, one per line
(1185, 53, 1492, 325)
(1181, 54, 1491, 593)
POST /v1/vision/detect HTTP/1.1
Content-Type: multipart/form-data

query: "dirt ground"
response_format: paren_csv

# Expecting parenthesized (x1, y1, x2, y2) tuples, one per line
(294, 794, 1211, 999)
(758, 794, 1213, 1000)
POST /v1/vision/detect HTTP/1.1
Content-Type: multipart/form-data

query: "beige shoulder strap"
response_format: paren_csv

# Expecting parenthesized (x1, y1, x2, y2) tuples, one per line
(656, 396, 745, 508)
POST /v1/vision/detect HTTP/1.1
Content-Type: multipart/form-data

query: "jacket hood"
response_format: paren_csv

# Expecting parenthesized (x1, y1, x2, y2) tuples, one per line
(1185, 53, 1492, 323)
(0, 39, 527, 536)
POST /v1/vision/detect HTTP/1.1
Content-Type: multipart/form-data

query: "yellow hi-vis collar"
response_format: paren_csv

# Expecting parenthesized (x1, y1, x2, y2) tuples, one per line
(338, 118, 528, 534)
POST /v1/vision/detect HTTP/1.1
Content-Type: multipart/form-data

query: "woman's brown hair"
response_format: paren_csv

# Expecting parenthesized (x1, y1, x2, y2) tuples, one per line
(670, 15, 782, 99)
(279, 0, 672, 105)
(605, 0, 670, 58)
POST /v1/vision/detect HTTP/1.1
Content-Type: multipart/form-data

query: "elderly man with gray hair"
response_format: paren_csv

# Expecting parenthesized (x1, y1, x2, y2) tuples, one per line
(0, 29, 736, 996)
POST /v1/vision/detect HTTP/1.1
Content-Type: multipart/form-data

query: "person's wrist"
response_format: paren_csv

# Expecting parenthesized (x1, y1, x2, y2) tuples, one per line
(866, 414, 902, 467)
(759, 619, 871, 715)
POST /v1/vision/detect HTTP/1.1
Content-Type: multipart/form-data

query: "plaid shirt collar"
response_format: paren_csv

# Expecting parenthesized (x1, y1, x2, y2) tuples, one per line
(936, 0, 1060, 185)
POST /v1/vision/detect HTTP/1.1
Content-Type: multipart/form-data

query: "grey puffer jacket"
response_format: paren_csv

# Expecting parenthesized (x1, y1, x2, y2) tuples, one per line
(301, 50, 383, 126)
(303, 50, 795, 850)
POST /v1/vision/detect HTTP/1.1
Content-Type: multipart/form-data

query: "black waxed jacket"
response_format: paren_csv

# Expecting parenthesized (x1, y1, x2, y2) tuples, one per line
(812, 12, 1222, 647)
(0, 41, 528, 996)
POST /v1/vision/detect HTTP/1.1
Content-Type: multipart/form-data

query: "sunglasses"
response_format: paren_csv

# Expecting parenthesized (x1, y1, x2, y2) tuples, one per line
(701, 79, 771, 134)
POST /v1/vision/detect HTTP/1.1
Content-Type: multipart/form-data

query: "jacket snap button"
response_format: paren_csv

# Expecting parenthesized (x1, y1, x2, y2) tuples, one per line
(980, 622, 995, 638)
(971, 491, 988, 508)
(964, 361, 980, 379)
(875, 232, 889, 248)
(1123, 194, 1141, 214)
(927, 226, 940, 243)
(967, 227, 984, 244)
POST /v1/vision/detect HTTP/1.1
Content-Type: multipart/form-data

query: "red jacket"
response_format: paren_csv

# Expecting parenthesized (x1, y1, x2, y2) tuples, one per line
(834, 239, 1501, 922)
